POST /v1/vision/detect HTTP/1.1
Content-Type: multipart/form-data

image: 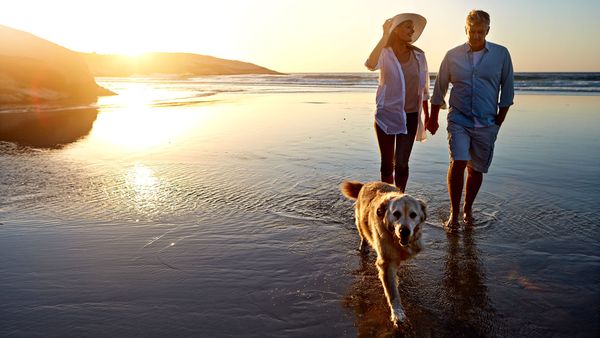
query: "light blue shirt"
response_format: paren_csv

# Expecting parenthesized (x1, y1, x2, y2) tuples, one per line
(431, 41, 514, 127)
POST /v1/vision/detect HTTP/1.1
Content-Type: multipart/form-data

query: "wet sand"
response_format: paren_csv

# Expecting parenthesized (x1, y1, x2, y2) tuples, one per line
(0, 80, 599, 337)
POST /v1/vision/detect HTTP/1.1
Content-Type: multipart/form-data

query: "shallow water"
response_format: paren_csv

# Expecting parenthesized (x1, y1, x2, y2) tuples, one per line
(0, 77, 599, 337)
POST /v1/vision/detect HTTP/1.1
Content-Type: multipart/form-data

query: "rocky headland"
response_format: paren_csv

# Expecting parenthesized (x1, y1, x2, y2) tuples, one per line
(0, 25, 112, 105)
(0, 24, 280, 105)
(81, 52, 281, 77)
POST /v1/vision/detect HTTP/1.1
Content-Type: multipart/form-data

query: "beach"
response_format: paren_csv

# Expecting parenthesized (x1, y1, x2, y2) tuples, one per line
(1, 74, 599, 337)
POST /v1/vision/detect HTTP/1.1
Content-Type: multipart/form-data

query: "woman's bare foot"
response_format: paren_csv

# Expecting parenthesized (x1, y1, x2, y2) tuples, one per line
(445, 213, 460, 231)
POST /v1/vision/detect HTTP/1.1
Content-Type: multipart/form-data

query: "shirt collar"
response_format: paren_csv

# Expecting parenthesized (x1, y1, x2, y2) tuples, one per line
(464, 41, 490, 53)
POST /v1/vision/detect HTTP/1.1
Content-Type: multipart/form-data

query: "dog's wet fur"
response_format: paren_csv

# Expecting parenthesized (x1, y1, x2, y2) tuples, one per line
(340, 180, 427, 326)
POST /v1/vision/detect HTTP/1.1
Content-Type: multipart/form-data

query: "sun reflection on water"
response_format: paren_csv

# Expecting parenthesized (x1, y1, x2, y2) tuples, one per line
(88, 82, 216, 153)
(128, 163, 158, 191)
(126, 163, 160, 210)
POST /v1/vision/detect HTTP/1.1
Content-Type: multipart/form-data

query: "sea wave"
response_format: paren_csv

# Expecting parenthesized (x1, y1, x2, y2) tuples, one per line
(177, 72, 600, 94)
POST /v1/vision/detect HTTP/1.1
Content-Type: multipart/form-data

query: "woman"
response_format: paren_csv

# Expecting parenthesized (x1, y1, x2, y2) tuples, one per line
(365, 13, 430, 192)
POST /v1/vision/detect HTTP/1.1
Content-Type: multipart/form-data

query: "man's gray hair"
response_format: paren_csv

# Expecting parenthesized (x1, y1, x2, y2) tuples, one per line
(466, 10, 490, 27)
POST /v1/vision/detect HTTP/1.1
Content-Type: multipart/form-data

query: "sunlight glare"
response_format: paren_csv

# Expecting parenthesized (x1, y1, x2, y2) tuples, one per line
(125, 163, 161, 207)
(89, 83, 208, 152)
(129, 163, 157, 189)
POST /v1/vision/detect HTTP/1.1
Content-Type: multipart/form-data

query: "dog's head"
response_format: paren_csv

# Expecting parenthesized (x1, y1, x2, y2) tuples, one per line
(377, 194, 427, 247)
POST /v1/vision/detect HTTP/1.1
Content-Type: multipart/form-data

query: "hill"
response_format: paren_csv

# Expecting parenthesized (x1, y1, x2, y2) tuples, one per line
(0, 24, 112, 104)
(80, 52, 281, 77)
(0, 25, 281, 105)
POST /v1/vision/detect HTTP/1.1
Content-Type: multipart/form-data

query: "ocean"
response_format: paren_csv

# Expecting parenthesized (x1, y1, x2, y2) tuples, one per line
(0, 73, 599, 337)
(104, 71, 600, 96)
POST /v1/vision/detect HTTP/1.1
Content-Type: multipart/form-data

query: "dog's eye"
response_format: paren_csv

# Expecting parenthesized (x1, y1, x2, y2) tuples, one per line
(393, 211, 401, 218)
(409, 211, 417, 219)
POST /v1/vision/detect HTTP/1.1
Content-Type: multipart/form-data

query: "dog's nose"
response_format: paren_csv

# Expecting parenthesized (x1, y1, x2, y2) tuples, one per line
(400, 227, 411, 239)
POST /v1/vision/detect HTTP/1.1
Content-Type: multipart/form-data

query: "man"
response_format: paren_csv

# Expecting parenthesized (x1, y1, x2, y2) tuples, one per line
(427, 10, 514, 228)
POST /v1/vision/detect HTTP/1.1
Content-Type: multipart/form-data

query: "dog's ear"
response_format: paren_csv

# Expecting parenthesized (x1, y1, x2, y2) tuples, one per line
(418, 199, 427, 222)
(376, 199, 389, 218)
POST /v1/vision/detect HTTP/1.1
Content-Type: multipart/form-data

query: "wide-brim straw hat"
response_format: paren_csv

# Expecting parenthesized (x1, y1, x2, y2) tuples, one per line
(389, 13, 427, 43)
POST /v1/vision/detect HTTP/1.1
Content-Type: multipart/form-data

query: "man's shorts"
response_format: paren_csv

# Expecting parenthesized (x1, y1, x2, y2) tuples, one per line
(447, 121, 500, 173)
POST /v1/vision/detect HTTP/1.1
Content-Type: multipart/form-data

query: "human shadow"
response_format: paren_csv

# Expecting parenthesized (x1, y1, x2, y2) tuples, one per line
(440, 227, 503, 337)
(0, 107, 98, 148)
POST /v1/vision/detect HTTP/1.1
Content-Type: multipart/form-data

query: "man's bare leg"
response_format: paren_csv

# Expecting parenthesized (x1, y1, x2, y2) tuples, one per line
(446, 160, 467, 228)
(463, 166, 483, 225)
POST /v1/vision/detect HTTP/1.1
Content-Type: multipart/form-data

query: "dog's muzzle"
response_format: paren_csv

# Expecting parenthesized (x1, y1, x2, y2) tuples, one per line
(398, 226, 411, 246)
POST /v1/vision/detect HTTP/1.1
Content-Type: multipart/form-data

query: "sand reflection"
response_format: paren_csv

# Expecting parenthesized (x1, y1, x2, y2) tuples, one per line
(344, 228, 499, 336)
(343, 256, 400, 337)
(88, 82, 218, 153)
(123, 163, 164, 216)
(90, 106, 197, 152)
(0, 107, 98, 148)
(127, 163, 159, 194)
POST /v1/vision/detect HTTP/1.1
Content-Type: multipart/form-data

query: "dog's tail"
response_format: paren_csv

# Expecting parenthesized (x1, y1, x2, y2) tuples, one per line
(340, 180, 363, 200)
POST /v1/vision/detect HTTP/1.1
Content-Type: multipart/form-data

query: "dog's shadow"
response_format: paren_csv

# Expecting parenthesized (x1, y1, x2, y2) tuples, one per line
(342, 252, 426, 338)
(343, 227, 499, 337)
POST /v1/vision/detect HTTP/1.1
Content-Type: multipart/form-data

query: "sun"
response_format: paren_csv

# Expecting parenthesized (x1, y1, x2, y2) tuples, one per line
(121, 50, 147, 58)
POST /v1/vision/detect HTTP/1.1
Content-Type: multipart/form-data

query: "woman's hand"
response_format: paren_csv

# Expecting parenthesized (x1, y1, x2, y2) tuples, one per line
(383, 18, 393, 36)
(427, 104, 441, 135)
(426, 119, 439, 135)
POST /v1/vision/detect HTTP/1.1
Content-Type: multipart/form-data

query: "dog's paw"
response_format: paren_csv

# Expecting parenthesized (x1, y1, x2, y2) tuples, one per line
(390, 309, 406, 327)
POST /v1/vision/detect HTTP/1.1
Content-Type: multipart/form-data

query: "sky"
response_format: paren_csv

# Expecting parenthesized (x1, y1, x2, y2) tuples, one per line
(2, 0, 600, 73)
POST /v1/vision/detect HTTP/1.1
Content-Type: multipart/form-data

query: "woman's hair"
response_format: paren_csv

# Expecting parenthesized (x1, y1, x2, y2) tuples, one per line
(466, 10, 490, 27)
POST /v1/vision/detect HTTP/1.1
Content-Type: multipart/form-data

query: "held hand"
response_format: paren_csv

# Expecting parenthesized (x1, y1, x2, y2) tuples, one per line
(426, 119, 439, 135)
(496, 107, 509, 127)
(495, 115, 505, 127)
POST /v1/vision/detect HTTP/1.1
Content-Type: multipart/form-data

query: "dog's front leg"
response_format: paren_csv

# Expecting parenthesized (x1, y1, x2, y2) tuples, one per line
(376, 260, 405, 326)
(358, 237, 368, 254)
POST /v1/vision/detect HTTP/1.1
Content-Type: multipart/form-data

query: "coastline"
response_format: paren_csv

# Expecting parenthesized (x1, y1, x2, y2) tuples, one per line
(0, 77, 598, 337)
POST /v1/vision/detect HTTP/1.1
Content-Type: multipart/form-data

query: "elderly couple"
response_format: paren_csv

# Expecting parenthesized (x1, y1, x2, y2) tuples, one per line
(365, 10, 514, 229)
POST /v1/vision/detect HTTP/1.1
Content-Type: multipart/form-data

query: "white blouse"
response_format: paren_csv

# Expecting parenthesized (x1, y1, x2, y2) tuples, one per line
(366, 47, 430, 140)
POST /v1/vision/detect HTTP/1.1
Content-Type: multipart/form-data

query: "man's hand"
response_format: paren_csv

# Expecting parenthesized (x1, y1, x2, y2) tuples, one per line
(427, 104, 442, 135)
(495, 116, 504, 127)
(495, 106, 510, 127)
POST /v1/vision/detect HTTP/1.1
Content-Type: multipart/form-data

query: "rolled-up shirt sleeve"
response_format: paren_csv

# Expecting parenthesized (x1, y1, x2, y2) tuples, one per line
(365, 49, 384, 71)
(365, 59, 376, 71)
(499, 48, 514, 107)
(431, 53, 450, 109)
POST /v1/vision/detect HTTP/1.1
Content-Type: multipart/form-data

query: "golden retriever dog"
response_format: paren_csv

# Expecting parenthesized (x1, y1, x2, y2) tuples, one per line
(340, 180, 427, 326)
